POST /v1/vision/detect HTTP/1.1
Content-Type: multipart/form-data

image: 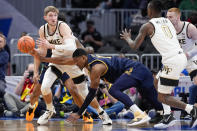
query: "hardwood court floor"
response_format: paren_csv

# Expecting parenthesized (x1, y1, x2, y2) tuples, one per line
(0, 118, 196, 131)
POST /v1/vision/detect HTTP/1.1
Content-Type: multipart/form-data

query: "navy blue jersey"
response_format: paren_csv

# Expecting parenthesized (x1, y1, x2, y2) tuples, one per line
(87, 54, 149, 83)
(42, 49, 52, 67)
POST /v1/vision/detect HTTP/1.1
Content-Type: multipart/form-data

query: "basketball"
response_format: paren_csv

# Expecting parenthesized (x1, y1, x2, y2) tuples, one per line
(17, 36, 35, 53)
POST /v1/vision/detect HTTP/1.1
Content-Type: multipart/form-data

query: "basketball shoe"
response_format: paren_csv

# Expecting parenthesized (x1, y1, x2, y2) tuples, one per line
(154, 113, 176, 129)
(190, 106, 197, 128)
(83, 112, 93, 123)
(26, 101, 38, 121)
(99, 111, 112, 125)
(37, 106, 56, 125)
(127, 111, 151, 126)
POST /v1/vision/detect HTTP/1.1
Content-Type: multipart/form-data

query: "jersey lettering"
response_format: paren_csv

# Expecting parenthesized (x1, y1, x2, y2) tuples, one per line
(161, 25, 173, 39)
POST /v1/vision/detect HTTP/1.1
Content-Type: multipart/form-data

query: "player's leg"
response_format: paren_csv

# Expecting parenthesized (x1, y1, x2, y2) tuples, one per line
(108, 73, 150, 126)
(137, 69, 163, 124)
(37, 66, 58, 125)
(26, 82, 40, 121)
(76, 80, 112, 124)
(26, 67, 47, 121)
(155, 54, 197, 128)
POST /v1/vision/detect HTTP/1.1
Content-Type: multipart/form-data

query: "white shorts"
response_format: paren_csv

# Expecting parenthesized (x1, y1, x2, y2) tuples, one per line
(49, 54, 84, 78)
(76, 81, 89, 99)
(158, 53, 187, 94)
(186, 55, 197, 73)
(49, 63, 83, 78)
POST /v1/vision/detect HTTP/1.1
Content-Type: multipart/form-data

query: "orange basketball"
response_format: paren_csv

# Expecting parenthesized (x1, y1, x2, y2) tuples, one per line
(17, 36, 35, 53)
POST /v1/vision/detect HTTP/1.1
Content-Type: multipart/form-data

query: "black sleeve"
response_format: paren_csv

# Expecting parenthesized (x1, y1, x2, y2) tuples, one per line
(77, 88, 97, 115)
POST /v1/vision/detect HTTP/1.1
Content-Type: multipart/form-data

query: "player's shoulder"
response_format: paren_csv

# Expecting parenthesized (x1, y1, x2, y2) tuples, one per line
(39, 25, 45, 32)
(187, 22, 197, 30)
(59, 21, 70, 28)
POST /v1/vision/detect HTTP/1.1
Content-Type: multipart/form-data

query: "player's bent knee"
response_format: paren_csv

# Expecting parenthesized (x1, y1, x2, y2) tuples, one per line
(41, 86, 51, 96)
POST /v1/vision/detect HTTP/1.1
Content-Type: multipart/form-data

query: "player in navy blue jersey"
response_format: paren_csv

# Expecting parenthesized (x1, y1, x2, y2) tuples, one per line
(60, 48, 163, 126)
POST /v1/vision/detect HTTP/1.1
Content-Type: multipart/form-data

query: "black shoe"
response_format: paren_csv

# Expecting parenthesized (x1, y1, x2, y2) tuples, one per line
(154, 113, 176, 129)
(149, 113, 163, 124)
(180, 110, 188, 119)
(190, 106, 197, 128)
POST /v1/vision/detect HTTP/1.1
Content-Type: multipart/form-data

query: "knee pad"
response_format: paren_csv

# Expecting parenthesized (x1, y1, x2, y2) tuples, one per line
(41, 86, 51, 96)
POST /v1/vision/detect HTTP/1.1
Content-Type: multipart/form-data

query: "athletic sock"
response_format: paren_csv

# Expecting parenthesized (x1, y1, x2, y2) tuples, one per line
(162, 103, 171, 115)
(185, 104, 193, 114)
(46, 103, 53, 111)
(29, 104, 35, 109)
(97, 106, 104, 114)
(129, 104, 143, 114)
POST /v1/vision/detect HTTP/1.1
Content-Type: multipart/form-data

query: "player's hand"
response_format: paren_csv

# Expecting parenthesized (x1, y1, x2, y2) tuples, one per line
(29, 48, 41, 60)
(36, 38, 50, 49)
(66, 113, 80, 123)
(120, 28, 131, 41)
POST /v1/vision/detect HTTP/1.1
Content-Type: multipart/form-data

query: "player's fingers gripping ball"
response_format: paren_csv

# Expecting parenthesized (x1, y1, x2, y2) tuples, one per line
(17, 36, 35, 53)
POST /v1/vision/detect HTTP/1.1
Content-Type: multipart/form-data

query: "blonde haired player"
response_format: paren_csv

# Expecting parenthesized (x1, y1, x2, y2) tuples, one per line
(32, 6, 111, 125)
(121, 0, 197, 129)
(167, 8, 197, 84)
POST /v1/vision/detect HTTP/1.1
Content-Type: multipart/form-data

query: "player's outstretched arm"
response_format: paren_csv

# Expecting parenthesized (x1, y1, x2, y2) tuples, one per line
(40, 56, 75, 65)
(120, 23, 153, 50)
(66, 64, 106, 123)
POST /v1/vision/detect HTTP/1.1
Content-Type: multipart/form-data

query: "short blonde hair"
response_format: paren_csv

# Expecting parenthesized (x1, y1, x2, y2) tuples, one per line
(0, 34, 6, 45)
(168, 8, 181, 15)
(44, 6, 59, 16)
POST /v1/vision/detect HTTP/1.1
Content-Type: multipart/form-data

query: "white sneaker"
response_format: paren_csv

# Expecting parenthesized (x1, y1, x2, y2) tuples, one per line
(127, 111, 151, 126)
(99, 111, 112, 125)
(37, 107, 56, 125)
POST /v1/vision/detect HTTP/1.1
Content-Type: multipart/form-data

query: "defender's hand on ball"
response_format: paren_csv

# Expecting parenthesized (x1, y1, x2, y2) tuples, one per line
(66, 113, 80, 123)
(29, 48, 40, 60)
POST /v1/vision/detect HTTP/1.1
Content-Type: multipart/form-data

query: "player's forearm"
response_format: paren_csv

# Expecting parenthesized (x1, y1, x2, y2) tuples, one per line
(34, 57, 41, 74)
(77, 88, 97, 115)
(40, 57, 75, 65)
(76, 39, 85, 49)
(125, 38, 136, 49)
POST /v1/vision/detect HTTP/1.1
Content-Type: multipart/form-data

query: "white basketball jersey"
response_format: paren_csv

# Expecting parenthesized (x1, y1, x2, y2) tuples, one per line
(44, 21, 76, 57)
(150, 17, 183, 61)
(44, 21, 83, 78)
(177, 22, 194, 53)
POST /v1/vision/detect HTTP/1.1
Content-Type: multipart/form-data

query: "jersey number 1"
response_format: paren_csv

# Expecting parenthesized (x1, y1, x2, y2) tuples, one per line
(161, 25, 173, 39)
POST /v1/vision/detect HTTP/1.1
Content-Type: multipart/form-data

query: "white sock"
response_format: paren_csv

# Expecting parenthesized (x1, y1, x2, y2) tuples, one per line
(96, 106, 104, 114)
(29, 104, 35, 109)
(185, 104, 193, 114)
(162, 103, 171, 115)
(46, 103, 53, 111)
(129, 104, 143, 114)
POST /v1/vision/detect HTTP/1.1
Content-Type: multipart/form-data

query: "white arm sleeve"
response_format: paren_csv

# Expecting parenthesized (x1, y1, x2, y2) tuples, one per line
(55, 39, 77, 51)
(187, 40, 197, 59)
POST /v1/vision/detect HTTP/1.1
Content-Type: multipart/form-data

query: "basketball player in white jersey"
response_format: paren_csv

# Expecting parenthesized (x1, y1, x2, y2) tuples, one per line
(120, 0, 197, 128)
(167, 8, 197, 107)
(34, 6, 111, 125)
